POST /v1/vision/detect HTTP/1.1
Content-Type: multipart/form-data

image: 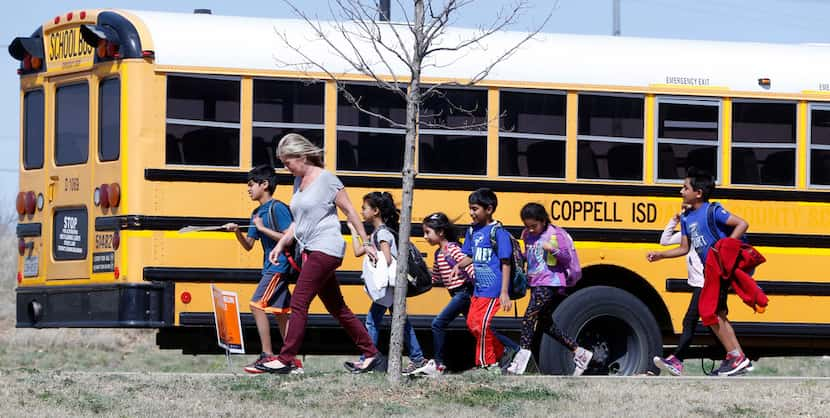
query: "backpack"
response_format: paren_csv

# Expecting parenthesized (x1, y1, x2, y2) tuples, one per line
(476, 222, 528, 300)
(706, 202, 748, 244)
(373, 225, 432, 298)
(552, 226, 582, 287)
(267, 200, 302, 282)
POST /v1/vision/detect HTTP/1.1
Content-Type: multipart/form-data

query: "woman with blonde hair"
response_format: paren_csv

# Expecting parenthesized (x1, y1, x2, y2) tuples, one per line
(257, 133, 387, 374)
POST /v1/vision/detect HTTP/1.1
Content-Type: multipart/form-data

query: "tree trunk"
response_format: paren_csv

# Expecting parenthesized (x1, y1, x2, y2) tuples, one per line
(387, 0, 425, 384)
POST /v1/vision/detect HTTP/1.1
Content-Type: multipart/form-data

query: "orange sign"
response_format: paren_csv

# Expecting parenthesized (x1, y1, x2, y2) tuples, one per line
(211, 285, 245, 354)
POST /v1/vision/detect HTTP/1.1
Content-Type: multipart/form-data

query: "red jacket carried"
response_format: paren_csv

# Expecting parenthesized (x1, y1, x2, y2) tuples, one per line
(699, 237, 768, 327)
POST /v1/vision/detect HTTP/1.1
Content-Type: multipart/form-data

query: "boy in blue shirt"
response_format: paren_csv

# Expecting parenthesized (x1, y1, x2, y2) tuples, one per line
(453, 188, 519, 369)
(224, 165, 294, 374)
(647, 167, 751, 376)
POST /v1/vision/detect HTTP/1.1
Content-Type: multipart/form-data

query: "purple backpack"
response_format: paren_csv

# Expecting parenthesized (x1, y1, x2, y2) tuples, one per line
(554, 226, 582, 287)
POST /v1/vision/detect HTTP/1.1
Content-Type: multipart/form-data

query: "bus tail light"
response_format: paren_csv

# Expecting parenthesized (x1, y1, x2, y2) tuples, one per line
(114, 267, 120, 280)
(99, 184, 110, 209)
(17, 272, 23, 285)
(108, 183, 121, 207)
(181, 292, 192, 304)
(9, 37, 45, 74)
(24, 191, 36, 215)
(81, 25, 120, 60)
(18, 238, 26, 256)
(112, 229, 120, 250)
(16, 192, 25, 216)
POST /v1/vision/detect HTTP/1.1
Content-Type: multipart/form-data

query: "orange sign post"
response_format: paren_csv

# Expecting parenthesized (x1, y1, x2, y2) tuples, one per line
(211, 285, 245, 358)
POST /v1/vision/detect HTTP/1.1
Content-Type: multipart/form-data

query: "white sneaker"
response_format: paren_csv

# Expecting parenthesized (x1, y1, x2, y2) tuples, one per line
(411, 359, 443, 377)
(507, 349, 533, 375)
(573, 347, 593, 376)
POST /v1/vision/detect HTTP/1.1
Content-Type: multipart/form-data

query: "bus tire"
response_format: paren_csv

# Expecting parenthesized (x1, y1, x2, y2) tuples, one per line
(538, 285, 661, 376)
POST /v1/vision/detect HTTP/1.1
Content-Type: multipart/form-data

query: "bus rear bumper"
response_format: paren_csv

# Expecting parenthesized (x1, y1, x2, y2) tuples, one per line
(16, 282, 174, 328)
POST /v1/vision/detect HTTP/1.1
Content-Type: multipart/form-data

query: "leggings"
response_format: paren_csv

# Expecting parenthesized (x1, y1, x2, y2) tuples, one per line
(674, 287, 702, 361)
(520, 286, 578, 352)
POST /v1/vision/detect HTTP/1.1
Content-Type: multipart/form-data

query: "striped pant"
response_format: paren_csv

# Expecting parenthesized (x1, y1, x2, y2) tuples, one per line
(466, 296, 504, 367)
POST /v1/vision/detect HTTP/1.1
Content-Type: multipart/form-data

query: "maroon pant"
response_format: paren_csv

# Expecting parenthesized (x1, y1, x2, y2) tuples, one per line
(277, 251, 378, 363)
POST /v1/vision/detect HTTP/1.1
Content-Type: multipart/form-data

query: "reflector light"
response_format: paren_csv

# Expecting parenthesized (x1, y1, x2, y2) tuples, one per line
(16, 192, 25, 215)
(108, 183, 121, 207)
(106, 42, 119, 57)
(80, 11, 86, 19)
(93, 187, 101, 206)
(112, 229, 120, 250)
(67, 12, 73, 21)
(18, 238, 26, 256)
(181, 292, 192, 304)
(142, 50, 155, 59)
(36, 193, 44, 211)
(18, 272, 23, 284)
(54, 16, 60, 24)
(99, 184, 110, 209)
(24, 191, 36, 215)
(22, 54, 31, 71)
(31, 56, 42, 70)
(114, 267, 120, 280)
(97, 40, 107, 59)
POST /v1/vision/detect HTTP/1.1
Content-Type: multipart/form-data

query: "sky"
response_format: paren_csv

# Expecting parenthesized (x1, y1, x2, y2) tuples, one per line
(1, 0, 829, 202)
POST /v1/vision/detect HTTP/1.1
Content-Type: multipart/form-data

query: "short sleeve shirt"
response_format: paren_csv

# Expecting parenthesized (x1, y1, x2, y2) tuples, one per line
(681, 202, 731, 263)
(248, 200, 291, 275)
(461, 222, 512, 298)
(372, 226, 398, 259)
(290, 170, 346, 258)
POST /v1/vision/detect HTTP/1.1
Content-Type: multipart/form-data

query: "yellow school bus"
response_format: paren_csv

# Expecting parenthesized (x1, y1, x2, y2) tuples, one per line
(10, 9, 830, 375)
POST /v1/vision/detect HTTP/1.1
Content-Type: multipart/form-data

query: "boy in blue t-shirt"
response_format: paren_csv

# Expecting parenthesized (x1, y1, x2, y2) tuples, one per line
(453, 188, 519, 369)
(647, 167, 751, 376)
(223, 165, 294, 374)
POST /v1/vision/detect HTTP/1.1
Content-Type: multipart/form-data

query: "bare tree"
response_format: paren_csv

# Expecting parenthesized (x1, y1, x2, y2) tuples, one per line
(277, 0, 552, 382)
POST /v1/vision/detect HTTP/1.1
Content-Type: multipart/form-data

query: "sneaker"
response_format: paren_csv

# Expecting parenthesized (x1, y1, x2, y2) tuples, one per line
(257, 357, 297, 374)
(506, 348, 533, 375)
(402, 358, 428, 375)
(572, 347, 594, 376)
(293, 359, 304, 374)
(717, 352, 750, 376)
(243, 353, 272, 374)
(411, 359, 444, 377)
(653, 355, 684, 376)
(343, 359, 361, 373)
(353, 353, 387, 374)
(498, 346, 519, 372)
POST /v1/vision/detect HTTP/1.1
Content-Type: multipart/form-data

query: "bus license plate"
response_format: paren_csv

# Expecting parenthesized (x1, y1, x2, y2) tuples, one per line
(23, 256, 39, 277)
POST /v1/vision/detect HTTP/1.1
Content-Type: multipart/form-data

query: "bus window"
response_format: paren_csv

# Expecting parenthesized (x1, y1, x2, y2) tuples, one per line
(253, 79, 324, 168)
(55, 83, 90, 166)
(577, 94, 644, 180)
(809, 105, 830, 186)
(656, 99, 719, 181)
(99, 78, 120, 162)
(732, 101, 796, 186)
(165, 75, 240, 166)
(498, 90, 566, 178)
(419, 88, 487, 175)
(336, 84, 406, 172)
(23, 89, 44, 169)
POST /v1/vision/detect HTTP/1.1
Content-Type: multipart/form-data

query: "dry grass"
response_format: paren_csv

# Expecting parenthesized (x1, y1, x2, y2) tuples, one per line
(3, 230, 830, 416)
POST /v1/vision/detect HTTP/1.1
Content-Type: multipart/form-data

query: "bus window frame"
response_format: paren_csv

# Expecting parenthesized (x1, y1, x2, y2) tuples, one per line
(335, 82, 407, 174)
(730, 98, 797, 188)
(653, 96, 722, 184)
(497, 88, 567, 180)
(164, 73, 242, 168)
(576, 91, 645, 182)
(807, 102, 830, 188)
(418, 85, 489, 176)
(22, 88, 45, 170)
(98, 76, 121, 162)
(252, 77, 325, 169)
(54, 81, 91, 167)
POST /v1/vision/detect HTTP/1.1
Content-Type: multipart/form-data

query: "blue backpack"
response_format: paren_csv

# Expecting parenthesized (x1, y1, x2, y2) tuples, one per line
(468, 222, 528, 300)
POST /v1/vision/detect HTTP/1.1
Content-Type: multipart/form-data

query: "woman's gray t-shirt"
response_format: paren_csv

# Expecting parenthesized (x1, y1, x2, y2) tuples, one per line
(290, 170, 346, 258)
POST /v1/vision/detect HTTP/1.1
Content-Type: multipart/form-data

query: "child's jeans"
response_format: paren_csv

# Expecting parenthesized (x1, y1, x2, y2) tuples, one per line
(432, 285, 518, 365)
(365, 301, 424, 363)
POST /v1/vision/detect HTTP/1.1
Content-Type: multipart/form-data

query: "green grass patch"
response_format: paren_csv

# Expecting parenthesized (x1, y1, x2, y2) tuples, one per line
(439, 385, 566, 409)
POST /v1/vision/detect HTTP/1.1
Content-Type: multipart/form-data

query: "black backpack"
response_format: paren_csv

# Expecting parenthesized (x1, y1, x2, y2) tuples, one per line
(373, 225, 432, 298)
(470, 222, 528, 300)
(267, 200, 301, 282)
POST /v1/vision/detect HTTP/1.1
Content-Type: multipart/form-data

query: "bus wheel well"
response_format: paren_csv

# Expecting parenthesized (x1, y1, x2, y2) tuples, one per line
(574, 264, 672, 333)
